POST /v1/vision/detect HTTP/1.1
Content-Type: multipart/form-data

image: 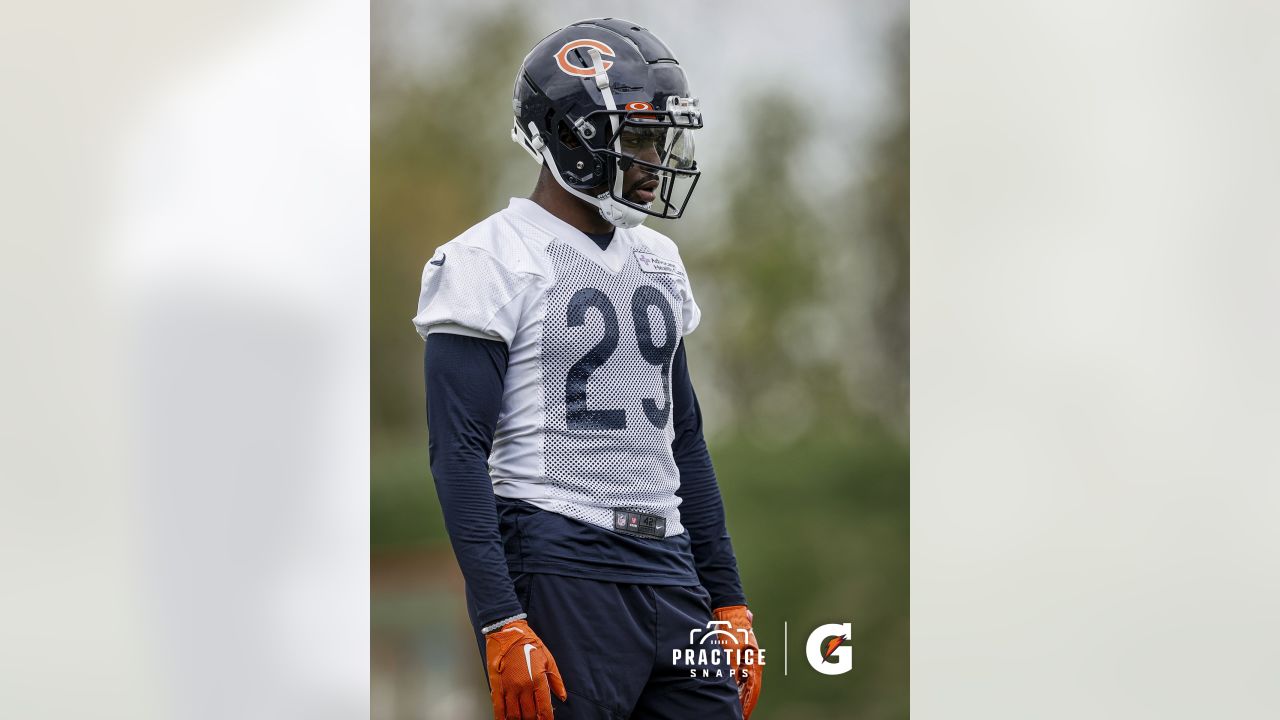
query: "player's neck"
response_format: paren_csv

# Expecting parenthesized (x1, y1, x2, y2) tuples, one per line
(529, 173, 615, 235)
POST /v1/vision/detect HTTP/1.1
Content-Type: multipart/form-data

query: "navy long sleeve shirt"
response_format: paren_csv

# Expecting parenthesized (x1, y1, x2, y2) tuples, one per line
(425, 333, 745, 628)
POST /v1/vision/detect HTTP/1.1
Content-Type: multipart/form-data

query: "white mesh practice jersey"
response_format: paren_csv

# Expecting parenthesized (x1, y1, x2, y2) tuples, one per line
(414, 198, 701, 537)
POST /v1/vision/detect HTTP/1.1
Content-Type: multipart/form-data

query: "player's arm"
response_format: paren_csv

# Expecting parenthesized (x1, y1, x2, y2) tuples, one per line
(424, 332, 523, 626)
(416, 241, 533, 627)
(425, 332, 567, 720)
(671, 340, 762, 717)
(671, 340, 745, 607)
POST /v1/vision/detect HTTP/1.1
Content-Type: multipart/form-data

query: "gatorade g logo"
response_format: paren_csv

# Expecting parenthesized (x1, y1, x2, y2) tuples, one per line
(806, 622, 853, 675)
(554, 39, 616, 77)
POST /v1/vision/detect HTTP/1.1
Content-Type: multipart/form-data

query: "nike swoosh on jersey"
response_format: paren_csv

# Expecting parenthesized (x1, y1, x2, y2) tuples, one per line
(429, 253, 447, 266)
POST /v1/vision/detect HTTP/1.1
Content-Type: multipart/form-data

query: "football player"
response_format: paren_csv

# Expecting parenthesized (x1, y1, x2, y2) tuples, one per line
(414, 19, 762, 720)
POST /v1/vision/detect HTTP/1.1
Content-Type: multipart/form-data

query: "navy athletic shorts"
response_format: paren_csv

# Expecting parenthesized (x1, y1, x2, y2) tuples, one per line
(468, 573, 743, 719)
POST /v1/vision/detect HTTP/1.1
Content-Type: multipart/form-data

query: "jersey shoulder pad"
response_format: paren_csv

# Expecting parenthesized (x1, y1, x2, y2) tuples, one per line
(456, 209, 556, 277)
(413, 211, 552, 343)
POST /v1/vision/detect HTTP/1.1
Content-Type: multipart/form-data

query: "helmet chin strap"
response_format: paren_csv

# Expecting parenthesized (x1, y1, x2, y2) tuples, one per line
(594, 195, 649, 230)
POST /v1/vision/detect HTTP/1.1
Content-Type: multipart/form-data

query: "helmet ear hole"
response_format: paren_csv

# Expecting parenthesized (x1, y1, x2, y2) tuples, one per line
(557, 121, 581, 150)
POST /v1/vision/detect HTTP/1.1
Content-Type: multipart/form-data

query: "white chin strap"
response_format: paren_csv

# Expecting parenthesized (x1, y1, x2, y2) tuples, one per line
(594, 194, 650, 229)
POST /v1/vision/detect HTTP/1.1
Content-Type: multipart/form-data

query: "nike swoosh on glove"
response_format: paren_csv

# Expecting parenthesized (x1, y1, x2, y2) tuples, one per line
(712, 605, 762, 718)
(485, 619, 568, 720)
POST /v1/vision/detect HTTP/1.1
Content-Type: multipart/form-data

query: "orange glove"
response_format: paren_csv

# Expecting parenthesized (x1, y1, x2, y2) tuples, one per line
(485, 619, 567, 720)
(712, 605, 762, 718)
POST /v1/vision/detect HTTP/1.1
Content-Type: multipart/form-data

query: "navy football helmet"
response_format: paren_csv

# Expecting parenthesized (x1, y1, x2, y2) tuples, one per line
(512, 19, 702, 228)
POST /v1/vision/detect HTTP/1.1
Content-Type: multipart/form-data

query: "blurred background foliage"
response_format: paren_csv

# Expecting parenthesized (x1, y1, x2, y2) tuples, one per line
(374, 6, 907, 719)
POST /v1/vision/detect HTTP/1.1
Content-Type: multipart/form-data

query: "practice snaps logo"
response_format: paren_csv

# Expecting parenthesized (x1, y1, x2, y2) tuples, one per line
(805, 622, 853, 675)
(672, 617, 766, 680)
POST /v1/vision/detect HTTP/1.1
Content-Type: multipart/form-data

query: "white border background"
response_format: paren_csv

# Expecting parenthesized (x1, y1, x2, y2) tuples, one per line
(913, 0, 1280, 716)
(1, 0, 368, 717)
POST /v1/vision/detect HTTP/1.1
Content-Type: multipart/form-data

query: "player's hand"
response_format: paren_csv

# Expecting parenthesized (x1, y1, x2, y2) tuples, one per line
(712, 605, 762, 718)
(485, 619, 568, 720)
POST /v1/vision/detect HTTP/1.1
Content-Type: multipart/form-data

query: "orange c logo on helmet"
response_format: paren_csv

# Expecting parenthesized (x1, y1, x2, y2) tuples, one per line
(554, 39, 615, 77)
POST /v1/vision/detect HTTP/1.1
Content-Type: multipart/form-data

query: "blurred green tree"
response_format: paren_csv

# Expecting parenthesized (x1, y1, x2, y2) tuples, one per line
(371, 10, 536, 435)
(680, 96, 842, 442)
(849, 21, 910, 434)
